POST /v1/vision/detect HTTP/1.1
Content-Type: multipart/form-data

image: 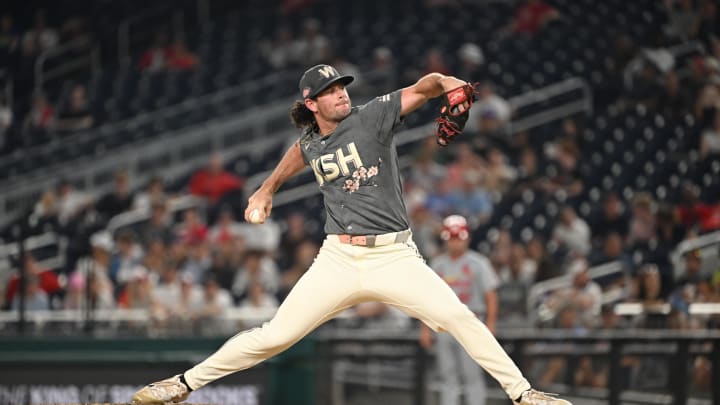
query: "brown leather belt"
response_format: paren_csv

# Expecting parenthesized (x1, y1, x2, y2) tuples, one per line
(333, 229, 411, 247)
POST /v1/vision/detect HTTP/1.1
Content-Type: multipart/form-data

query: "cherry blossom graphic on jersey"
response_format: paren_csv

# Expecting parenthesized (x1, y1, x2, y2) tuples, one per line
(343, 158, 382, 193)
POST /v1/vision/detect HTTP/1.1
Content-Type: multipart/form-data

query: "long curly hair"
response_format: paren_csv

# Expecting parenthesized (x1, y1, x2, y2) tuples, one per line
(289, 100, 316, 130)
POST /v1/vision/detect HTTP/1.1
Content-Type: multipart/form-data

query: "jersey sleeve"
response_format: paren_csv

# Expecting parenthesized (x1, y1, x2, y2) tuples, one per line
(357, 89, 404, 145)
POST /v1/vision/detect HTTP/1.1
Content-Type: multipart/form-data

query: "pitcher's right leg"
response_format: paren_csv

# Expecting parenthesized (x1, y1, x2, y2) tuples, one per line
(184, 249, 361, 389)
(132, 241, 363, 404)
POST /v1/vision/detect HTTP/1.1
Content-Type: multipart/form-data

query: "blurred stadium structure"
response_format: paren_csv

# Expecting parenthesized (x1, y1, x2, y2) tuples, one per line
(1, 0, 720, 404)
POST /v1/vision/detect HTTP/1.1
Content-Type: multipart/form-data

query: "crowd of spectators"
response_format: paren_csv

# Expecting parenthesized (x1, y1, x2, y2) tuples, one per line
(0, 0, 719, 348)
(0, 1, 719, 396)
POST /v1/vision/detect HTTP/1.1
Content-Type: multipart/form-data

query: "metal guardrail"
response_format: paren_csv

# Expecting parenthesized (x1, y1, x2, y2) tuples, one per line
(34, 38, 99, 94)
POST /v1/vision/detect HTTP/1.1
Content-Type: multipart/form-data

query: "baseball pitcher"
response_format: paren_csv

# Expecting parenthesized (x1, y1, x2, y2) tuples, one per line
(132, 64, 571, 405)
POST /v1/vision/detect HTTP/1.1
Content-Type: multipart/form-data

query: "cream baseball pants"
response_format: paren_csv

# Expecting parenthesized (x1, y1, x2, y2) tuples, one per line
(184, 234, 531, 400)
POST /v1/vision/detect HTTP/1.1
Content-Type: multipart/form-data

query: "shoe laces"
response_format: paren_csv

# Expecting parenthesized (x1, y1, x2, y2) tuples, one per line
(148, 378, 187, 400)
(523, 390, 561, 405)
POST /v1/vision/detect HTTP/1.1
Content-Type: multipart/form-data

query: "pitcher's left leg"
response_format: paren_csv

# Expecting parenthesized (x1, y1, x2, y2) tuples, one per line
(364, 243, 531, 401)
(458, 338, 486, 405)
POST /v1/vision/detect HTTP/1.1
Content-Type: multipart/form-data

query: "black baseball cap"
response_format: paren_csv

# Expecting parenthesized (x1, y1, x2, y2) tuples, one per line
(299, 64, 354, 99)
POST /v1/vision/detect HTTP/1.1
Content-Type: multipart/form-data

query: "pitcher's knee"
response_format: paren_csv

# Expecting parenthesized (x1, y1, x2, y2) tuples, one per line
(250, 324, 301, 354)
(435, 304, 477, 332)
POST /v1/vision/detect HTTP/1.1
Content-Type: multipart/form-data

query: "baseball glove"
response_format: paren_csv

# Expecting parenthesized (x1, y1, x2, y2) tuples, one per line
(435, 83, 477, 146)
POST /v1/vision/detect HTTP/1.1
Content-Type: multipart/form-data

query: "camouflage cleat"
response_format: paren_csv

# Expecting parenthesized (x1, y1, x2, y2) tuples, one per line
(516, 389, 572, 405)
(132, 374, 190, 404)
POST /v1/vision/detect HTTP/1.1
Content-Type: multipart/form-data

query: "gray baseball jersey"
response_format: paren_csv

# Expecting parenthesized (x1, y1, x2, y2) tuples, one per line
(299, 90, 409, 235)
(430, 251, 499, 315)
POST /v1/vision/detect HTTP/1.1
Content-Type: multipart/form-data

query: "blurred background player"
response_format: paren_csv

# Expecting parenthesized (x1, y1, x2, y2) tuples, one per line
(420, 214, 500, 405)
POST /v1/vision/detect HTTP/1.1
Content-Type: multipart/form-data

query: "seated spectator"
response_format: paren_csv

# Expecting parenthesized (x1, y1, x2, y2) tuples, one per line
(165, 37, 198, 71)
(30, 189, 60, 234)
(238, 281, 279, 312)
(117, 266, 153, 310)
(178, 240, 212, 285)
(232, 248, 280, 301)
(466, 83, 511, 145)
(630, 265, 668, 330)
(209, 208, 244, 246)
(66, 232, 115, 310)
(0, 14, 20, 66)
(132, 176, 167, 213)
(589, 192, 629, 245)
(544, 259, 602, 328)
(406, 137, 447, 193)
(208, 240, 243, 292)
(193, 275, 234, 335)
(528, 235, 560, 282)
(367, 46, 397, 95)
(670, 249, 714, 329)
(665, 0, 700, 40)
(56, 180, 92, 226)
(138, 32, 169, 72)
(446, 143, 483, 191)
(421, 47, 450, 75)
(538, 139, 583, 198)
(626, 193, 657, 248)
(21, 10, 58, 55)
(142, 238, 167, 276)
(658, 71, 691, 120)
(4, 254, 62, 310)
(291, 18, 330, 66)
(55, 84, 94, 132)
(676, 182, 720, 233)
(10, 273, 49, 311)
(139, 199, 175, 246)
(483, 148, 516, 192)
(109, 230, 143, 288)
(590, 232, 627, 267)
(552, 205, 591, 258)
(174, 207, 209, 246)
(700, 109, 720, 159)
(23, 94, 55, 136)
(151, 260, 181, 322)
(278, 240, 319, 301)
(189, 153, 244, 205)
(424, 178, 457, 218)
(259, 26, 296, 69)
(498, 243, 537, 285)
(276, 212, 314, 270)
(95, 171, 134, 221)
(456, 43, 484, 83)
(509, 0, 560, 36)
(512, 147, 542, 195)
(450, 170, 493, 227)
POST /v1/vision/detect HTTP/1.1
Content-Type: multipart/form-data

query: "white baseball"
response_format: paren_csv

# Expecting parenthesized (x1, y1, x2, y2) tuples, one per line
(249, 208, 263, 224)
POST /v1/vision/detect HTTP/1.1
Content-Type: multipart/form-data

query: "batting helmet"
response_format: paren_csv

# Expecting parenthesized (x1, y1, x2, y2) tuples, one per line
(441, 215, 470, 241)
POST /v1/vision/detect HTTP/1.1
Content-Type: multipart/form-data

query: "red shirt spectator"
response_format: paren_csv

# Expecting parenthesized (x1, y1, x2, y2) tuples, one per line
(166, 39, 198, 70)
(4, 255, 62, 306)
(512, 0, 559, 35)
(678, 202, 720, 232)
(189, 154, 243, 203)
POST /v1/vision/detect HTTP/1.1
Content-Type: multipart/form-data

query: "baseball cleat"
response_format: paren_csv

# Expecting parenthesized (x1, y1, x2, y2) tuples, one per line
(131, 374, 190, 404)
(516, 389, 572, 405)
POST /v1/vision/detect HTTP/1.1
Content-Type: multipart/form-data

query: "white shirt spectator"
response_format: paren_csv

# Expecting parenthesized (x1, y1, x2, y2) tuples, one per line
(552, 210, 591, 256)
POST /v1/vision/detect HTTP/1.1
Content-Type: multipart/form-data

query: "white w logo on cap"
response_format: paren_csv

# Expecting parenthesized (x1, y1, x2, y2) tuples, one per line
(318, 66, 337, 78)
